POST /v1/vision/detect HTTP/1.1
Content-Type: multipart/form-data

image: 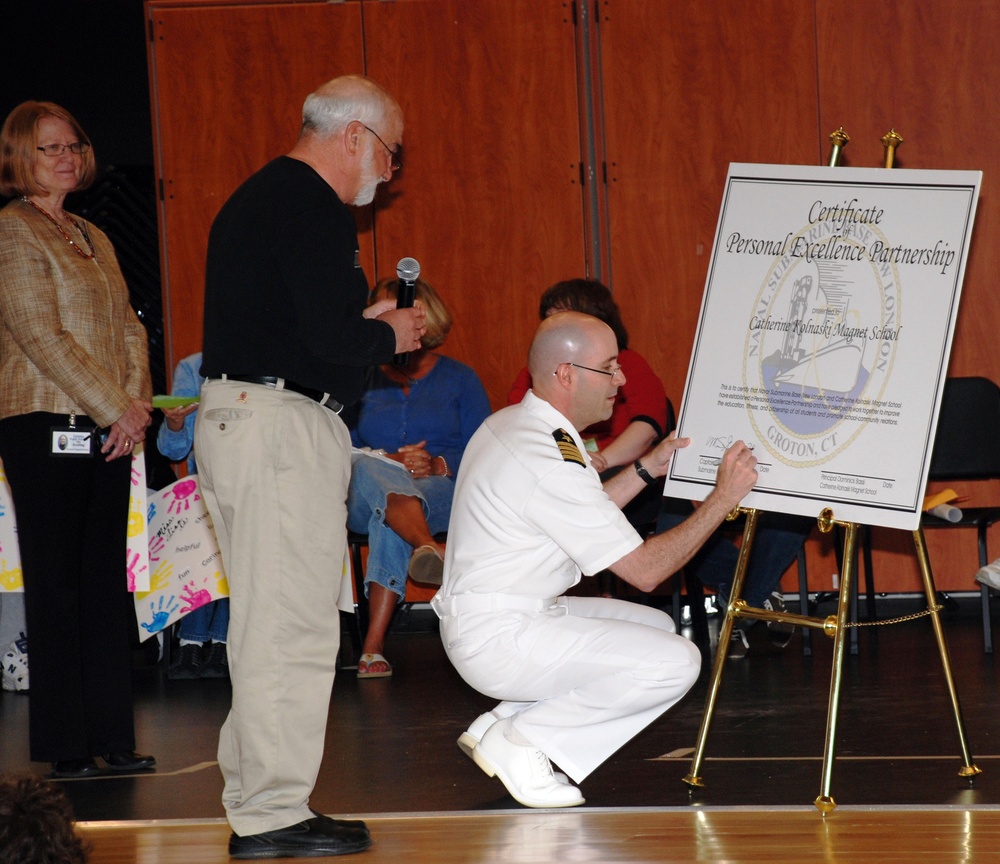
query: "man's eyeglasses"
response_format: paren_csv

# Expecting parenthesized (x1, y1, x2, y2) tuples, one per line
(36, 142, 91, 157)
(362, 125, 402, 171)
(557, 362, 624, 379)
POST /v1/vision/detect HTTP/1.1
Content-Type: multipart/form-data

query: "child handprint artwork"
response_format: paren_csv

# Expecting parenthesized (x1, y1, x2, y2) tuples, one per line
(126, 550, 148, 593)
(180, 580, 212, 613)
(167, 479, 200, 514)
(135, 559, 173, 601)
(148, 535, 165, 564)
(134, 475, 228, 641)
(141, 594, 180, 633)
(0, 559, 23, 591)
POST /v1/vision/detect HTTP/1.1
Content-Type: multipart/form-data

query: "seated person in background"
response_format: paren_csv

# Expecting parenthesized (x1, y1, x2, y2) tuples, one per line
(434, 311, 758, 808)
(508, 278, 667, 527)
(0, 772, 90, 863)
(348, 277, 491, 679)
(510, 279, 811, 655)
(156, 351, 230, 679)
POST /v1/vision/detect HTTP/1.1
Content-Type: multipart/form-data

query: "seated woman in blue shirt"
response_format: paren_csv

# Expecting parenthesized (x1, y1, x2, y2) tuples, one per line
(349, 278, 491, 678)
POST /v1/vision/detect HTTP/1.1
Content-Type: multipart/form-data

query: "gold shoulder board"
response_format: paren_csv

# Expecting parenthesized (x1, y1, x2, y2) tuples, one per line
(552, 428, 586, 468)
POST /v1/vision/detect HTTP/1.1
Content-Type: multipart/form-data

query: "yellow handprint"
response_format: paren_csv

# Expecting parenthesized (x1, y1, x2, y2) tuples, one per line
(135, 559, 173, 601)
(127, 497, 146, 538)
(0, 559, 23, 591)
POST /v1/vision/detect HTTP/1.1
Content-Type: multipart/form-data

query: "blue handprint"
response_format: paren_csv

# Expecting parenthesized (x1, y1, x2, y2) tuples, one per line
(141, 594, 180, 633)
(147, 501, 158, 522)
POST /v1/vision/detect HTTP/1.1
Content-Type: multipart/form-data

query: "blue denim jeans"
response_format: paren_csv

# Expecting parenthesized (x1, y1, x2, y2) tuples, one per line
(347, 457, 454, 601)
(655, 505, 812, 608)
(178, 598, 230, 644)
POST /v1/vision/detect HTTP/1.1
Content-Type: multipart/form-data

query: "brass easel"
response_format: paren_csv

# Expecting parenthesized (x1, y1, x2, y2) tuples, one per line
(682, 128, 981, 814)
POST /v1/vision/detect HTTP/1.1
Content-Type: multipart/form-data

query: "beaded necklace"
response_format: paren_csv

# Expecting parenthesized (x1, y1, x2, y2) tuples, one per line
(21, 197, 96, 260)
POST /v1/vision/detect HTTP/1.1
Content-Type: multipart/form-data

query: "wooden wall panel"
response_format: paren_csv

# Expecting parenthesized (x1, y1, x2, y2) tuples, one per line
(146, 0, 997, 593)
(146, 0, 366, 376)
(361, 0, 588, 409)
(814, 0, 1000, 593)
(597, 0, 822, 407)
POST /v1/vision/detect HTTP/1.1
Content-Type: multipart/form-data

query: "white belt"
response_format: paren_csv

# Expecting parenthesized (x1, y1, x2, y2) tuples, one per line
(431, 592, 558, 618)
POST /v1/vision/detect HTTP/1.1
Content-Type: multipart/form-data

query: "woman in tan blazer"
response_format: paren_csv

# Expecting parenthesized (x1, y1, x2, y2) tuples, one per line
(0, 101, 155, 779)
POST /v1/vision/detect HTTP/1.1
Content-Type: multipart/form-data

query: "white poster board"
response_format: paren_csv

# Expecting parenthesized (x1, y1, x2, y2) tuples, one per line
(665, 163, 981, 531)
(0, 462, 21, 591)
(134, 474, 229, 640)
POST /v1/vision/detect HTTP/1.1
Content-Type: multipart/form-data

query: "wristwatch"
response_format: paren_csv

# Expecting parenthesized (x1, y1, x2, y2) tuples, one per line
(634, 459, 656, 485)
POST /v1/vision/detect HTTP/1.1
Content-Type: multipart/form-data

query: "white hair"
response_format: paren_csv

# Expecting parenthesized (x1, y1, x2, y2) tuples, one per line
(301, 75, 394, 138)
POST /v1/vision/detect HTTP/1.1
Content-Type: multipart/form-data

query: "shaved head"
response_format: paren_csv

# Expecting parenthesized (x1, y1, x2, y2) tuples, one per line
(528, 312, 612, 380)
(528, 312, 621, 428)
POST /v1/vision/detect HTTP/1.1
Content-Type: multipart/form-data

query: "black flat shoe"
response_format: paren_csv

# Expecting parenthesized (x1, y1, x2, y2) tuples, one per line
(51, 757, 100, 778)
(102, 750, 157, 772)
(229, 815, 370, 859)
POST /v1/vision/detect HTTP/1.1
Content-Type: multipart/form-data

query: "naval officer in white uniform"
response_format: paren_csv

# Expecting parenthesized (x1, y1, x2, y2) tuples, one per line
(432, 311, 759, 808)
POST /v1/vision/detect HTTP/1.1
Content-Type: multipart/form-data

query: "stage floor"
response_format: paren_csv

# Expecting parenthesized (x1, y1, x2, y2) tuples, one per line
(3, 591, 1000, 860)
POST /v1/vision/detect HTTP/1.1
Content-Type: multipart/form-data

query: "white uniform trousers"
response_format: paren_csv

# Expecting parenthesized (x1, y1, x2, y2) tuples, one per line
(195, 378, 351, 836)
(440, 595, 701, 783)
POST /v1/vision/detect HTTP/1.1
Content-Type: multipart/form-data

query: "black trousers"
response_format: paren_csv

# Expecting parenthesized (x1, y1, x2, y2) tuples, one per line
(0, 412, 136, 762)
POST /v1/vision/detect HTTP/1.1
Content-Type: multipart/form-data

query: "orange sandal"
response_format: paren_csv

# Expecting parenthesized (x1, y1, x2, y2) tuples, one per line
(357, 653, 393, 679)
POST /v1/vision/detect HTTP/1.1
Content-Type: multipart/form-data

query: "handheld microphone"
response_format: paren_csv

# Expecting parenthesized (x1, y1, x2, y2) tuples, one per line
(394, 257, 421, 365)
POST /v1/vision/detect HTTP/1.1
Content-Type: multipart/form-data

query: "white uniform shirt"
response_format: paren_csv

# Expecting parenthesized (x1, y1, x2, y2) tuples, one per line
(441, 390, 643, 600)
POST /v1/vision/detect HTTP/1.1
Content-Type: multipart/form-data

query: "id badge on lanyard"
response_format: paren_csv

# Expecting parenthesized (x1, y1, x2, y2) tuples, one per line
(50, 412, 103, 457)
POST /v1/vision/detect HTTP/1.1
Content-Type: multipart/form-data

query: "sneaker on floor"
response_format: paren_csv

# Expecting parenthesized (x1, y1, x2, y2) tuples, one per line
(168, 643, 203, 679)
(200, 641, 229, 678)
(763, 591, 795, 648)
(976, 558, 1000, 592)
(727, 626, 750, 659)
(2, 631, 28, 693)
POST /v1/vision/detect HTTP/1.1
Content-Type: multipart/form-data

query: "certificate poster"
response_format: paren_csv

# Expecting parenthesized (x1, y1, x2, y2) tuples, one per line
(665, 163, 981, 531)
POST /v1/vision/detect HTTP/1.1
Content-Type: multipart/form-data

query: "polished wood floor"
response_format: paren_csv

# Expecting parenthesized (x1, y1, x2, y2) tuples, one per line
(5, 591, 1000, 862)
(76, 807, 1000, 864)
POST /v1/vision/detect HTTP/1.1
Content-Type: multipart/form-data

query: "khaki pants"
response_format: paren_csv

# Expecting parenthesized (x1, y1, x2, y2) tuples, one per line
(195, 378, 350, 836)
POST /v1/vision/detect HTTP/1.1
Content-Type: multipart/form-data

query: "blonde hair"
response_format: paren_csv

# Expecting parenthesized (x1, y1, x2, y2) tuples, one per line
(0, 101, 96, 198)
(373, 277, 453, 350)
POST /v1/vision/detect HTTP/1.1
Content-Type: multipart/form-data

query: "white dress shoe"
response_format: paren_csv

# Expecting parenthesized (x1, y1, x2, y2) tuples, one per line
(472, 719, 584, 808)
(459, 713, 570, 785)
(457, 712, 497, 759)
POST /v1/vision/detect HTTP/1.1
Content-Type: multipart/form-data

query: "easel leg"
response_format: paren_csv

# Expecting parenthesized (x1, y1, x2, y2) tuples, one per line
(815, 522, 856, 814)
(683, 509, 759, 789)
(912, 527, 982, 778)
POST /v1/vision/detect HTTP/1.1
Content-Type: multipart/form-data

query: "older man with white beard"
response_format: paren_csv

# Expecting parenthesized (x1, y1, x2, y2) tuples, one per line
(196, 75, 425, 859)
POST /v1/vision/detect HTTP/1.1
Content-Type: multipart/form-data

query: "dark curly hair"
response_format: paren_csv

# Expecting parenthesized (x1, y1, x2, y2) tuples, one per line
(0, 773, 90, 864)
(538, 279, 629, 350)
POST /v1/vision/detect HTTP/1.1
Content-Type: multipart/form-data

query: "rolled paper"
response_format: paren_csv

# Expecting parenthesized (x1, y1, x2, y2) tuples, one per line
(929, 503, 962, 523)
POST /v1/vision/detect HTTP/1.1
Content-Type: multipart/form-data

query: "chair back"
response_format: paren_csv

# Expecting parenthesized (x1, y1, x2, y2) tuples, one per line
(928, 377, 1000, 480)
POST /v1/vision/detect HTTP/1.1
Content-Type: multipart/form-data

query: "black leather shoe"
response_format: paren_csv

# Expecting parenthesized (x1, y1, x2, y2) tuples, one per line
(229, 816, 371, 859)
(51, 757, 100, 778)
(102, 751, 157, 772)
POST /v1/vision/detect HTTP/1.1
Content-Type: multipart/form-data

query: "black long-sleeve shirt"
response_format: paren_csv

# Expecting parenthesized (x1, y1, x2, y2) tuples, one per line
(201, 156, 396, 406)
